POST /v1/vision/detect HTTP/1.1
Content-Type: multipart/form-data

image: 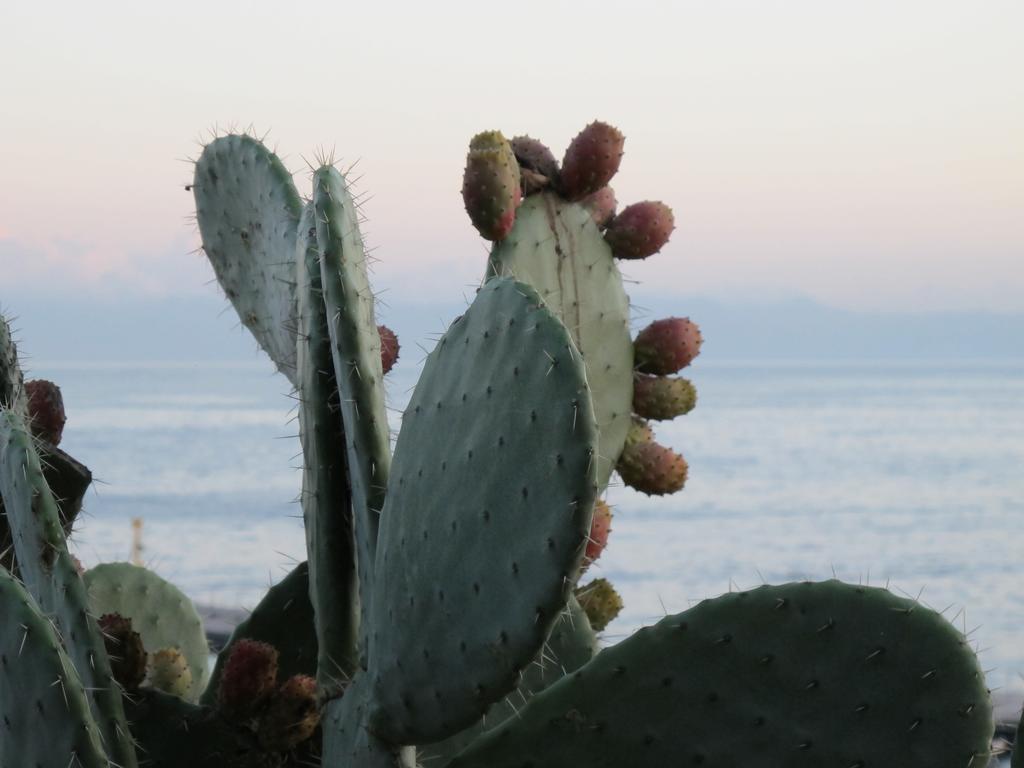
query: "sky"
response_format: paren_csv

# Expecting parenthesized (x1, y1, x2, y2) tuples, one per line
(1, 1, 1022, 313)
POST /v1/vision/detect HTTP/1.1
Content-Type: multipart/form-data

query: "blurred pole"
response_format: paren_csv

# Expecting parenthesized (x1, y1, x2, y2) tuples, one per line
(131, 517, 143, 566)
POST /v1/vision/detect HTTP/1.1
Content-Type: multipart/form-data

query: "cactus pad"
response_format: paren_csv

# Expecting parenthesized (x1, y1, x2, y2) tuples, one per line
(0, 411, 138, 766)
(84, 562, 208, 701)
(193, 134, 304, 384)
(366, 277, 599, 744)
(489, 192, 633, 490)
(448, 580, 994, 768)
(0, 568, 108, 768)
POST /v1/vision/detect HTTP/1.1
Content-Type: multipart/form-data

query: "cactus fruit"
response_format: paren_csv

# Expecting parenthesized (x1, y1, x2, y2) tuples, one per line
(559, 121, 625, 201)
(632, 374, 697, 420)
(603, 201, 675, 260)
(149, 647, 194, 699)
(574, 577, 624, 631)
(511, 135, 559, 194)
(634, 317, 703, 375)
(99, 613, 148, 691)
(448, 581, 994, 768)
(461, 131, 522, 241)
(378, 324, 400, 374)
(583, 499, 613, 570)
(258, 674, 321, 752)
(581, 186, 618, 228)
(24, 379, 66, 445)
(617, 438, 688, 495)
(219, 639, 280, 719)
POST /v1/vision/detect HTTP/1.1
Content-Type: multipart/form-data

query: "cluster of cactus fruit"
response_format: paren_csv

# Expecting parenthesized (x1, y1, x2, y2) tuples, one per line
(0, 120, 1018, 767)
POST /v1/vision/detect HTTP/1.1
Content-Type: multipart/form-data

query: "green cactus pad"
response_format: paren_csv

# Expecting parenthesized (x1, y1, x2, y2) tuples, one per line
(0, 314, 25, 412)
(0, 411, 138, 767)
(125, 687, 264, 768)
(447, 580, 994, 768)
(203, 562, 317, 706)
(193, 134, 304, 384)
(489, 192, 632, 491)
(323, 676, 418, 768)
(366, 277, 599, 744)
(314, 165, 392, 662)
(422, 594, 597, 765)
(296, 200, 360, 686)
(84, 562, 208, 701)
(0, 568, 108, 768)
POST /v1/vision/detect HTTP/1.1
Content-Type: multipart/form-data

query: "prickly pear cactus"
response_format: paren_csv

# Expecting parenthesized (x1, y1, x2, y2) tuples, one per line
(466, 122, 699, 497)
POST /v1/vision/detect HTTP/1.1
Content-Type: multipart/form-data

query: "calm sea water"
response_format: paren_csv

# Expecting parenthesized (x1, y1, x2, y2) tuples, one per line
(35, 357, 1024, 720)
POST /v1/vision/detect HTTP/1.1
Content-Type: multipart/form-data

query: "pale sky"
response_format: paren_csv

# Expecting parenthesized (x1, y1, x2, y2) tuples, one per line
(1, 1, 1021, 312)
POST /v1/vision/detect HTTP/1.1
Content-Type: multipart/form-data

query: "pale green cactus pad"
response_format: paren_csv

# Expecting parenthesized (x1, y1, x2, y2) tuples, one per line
(84, 562, 209, 701)
(193, 134, 304, 384)
(489, 192, 633, 490)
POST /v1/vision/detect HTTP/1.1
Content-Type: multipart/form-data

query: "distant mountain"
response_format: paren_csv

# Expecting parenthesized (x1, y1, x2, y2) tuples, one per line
(3, 290, 1021, 364)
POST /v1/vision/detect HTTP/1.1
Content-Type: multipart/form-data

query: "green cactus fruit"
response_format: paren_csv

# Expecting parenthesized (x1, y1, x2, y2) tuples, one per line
(617, 438, 688, 495)
(603, 201, 675, 260)
(581, 186, 617, 228)
(149, 647, 194, 699)
(583, 500, 613, 571)
(447, 580, 994, 768)
(632, 374, 697, 420)
(218, 639, 280, 720)
(193, 134, 304, 385)
(205, 562, 317, 707)
(560, 121, 625, 201)
(84, 561, 209, 701)
(625, 416, 654, 446)
(379, 324, 400, 375)
(24, 379, 66, 445)
(0, 567, 108, 767)
(258, 674, 321, 752)
(462, 130, 522, 241)
(511, 135, 559, 195)
(98, 612, 148, 691)
(634, 317, 703, 375)
(574, 577, 623, 631)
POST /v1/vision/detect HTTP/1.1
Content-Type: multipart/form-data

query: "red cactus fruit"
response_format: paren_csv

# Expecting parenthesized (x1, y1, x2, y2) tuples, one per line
(581, 186, 618, 228)
(218, 639, 280, 719)
(582, 500, 613, 572)
(633, 374, 697, 421)
(617, 440, 688, 496)
(560, 121, 625, 201)
(462, 131, 522, 241)
(634, 317, 703, 375)
(574, 578, 624, 632)
(511, 135, 559, 195)
(378, 325, 400, 375)
(98, 613, 147, 692)
(258, 674, 321, 752)
(24, 379, 66, 446)
(603, 201, 675, 259)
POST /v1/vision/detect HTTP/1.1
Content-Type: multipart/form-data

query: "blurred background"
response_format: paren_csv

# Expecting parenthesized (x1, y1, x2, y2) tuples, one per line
(2, 0, 1022, 721)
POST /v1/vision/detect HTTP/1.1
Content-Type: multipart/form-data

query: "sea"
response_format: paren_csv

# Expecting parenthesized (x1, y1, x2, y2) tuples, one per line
(37, 356, 1024, 728)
